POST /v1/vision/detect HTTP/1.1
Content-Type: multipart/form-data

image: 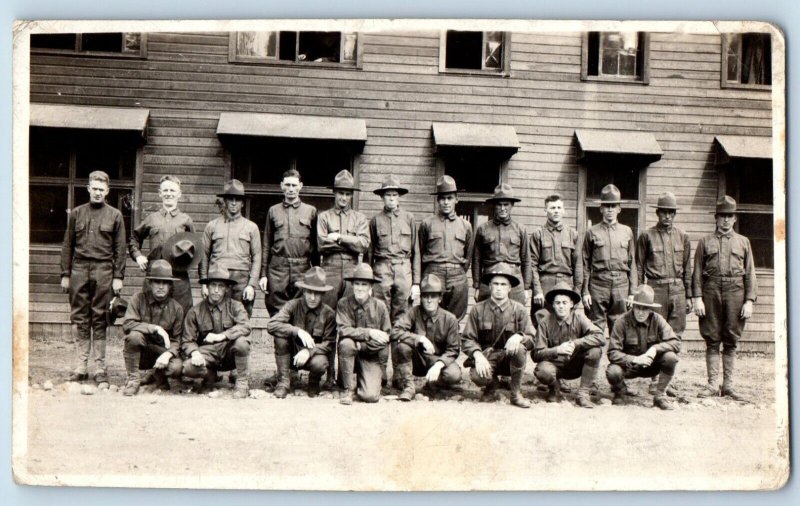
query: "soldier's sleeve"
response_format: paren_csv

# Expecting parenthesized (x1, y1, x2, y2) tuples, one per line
(129, 213, 149, 261)
(607, 317, 633, 367)
(260, 208, 273, 279)
(653, 314, 681, 354)
(169, 304, 185, 356)
(390, 309, 418, 348)
(309, 207, 320, 266)
(460, 308, 482, 358)
(438, 314, 461, 367)
(581, 230, 592, 296)
(248, 221, 261, 288)
(742, 237, 758, 302)
(626, 229, 636, 295)
(368, 215, 378, 264)
(471, 226, 483, 289)
(199, 222, 212, 279)
(635, 232, 648, 286)
(184, 213, 195, 233)
(462, 219, 475, 272)
(410, 215, 421, 284)
(517, 308, 536, 351)
(571, 228, 584, 293)
(310, 308, 337, 357)
(573, 312, 606, 350)
(682, 232, 693, 299)
(223, 300, 252, 341)
(336, 299, 369, 342)
(530, 228, 543, 295)
(121, 293, 154, 335)
(379, 300, 391, 333)
(532, 317, 556, 362)
(60, 208, 77, 277)
(691, 239, 706, 299)
(266, 299, 299, 339)
(520, 225, 532, 289)
(341, 213, 371, 255)
(181, 307, 201, 356)
(113, 210, 127, 279)
(316, 210, 332, 253)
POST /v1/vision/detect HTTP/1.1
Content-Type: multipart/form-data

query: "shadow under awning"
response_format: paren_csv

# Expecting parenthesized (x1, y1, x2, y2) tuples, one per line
(714, 135, 772, 164)
(30, 103, 150, 138)
(575, 129, 663, 162)
(217, 112, 367, 143)
(432, 122, 520, 154)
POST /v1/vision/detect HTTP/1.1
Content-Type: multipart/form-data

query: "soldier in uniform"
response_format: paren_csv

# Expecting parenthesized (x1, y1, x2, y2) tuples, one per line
(336, 263, 392, 405)
(419, 175, 474, 320)
(472, 183, 531, 306)
(636, 191, 691, 395)
(266, 267, 337, 398)
(461, 263, 535, 409)
(61, 170, 126, 384)
(582, 184, 637, 332)
(530, 194, 582, 315)
(532, 282, 605, 408)
(129, 175, 195, 313)
(391, 274, 462, 401)
(200, 179, 261, 317)
(606, 285, 681, 410)
(182, 266, 252, 399)
(693, 196, 757, 401)
(259, 169, 318, 316)
(121, 260, 184, 395)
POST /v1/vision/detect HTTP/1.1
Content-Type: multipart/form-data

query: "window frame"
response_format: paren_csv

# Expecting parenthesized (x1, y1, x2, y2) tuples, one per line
(720, 33, 772, 90)
(438, 31, 511, 76)
(577, 164, 648, 238)
(30, 32, 148, 59)
(228, 31, 364, 69)
(434, 155, 508, 231)
(580, 31, 650, 84)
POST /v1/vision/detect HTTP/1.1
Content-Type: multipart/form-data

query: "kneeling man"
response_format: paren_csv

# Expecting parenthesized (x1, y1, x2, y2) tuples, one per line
(606, 285, 681, 410)
(182, 267, 252, 398)
(391, 274, 461, 401)
(461, 263, 535, 408)
(532, 282, 604, 408)
(121, 260, 185, 395)
(267, 267, 337, 398)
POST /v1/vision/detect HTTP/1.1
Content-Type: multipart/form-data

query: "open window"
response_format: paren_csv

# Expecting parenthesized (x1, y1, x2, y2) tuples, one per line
(721, 33, 771, 89)
(31, 32, 146, 57)
(439, 31, 509, 74)
(581, 31, 649, 83)
(230, 31, 360, 66)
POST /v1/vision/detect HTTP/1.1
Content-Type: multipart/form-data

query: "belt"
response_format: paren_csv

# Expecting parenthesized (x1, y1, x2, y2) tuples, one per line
(484, 261, 521, 267)
(322, 253, 358, 262)
(592, 270, 627, 277)
(73, 258, 112, 263)
(705, 275, 742, 281)
(375, 257, 410, 265)
(647, 278, 682, 285)
(539, 272, 570, 277)
(275, 257, 309, 264)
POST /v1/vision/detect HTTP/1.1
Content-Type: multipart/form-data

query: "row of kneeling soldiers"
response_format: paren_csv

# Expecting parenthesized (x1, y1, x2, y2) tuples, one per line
(60, 169, 758, 407)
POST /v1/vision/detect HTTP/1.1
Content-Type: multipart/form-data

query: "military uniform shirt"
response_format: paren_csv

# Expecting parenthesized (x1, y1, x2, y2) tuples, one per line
(369, 208, 421, 283)
(201, 215, 262, 287)
(266, 298, 337, 357)
(581, 221, 637, 295)
(607, 310, 681, 368)
(391, 306, 461, 366)
(261, 200, 318, 275)
(461, 298, 535, 358)
(129, 207, 194, 262)
(692, 230, 758, 301)
(122, 291, 185, 356)
(472, 218, 531, 289)
(182, 298, 251, 356)
(419, 212, 474, 268)
(530, 221, 582, 294)
(636, 224, 692, 298)
(317, 206, 370, 258)
(532, 310, 605, 362)
(336, 295, 391, 342)
(61, 202, 127, 279)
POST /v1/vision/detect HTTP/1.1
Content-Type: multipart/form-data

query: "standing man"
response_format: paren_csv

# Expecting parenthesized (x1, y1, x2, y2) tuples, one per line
(121, 260, 184, 395)
(473, 183, 531, 305)
(201, 179, 261, 317)
(391, 274, 462, 401)
(606, 285, 681, 410)
(266, 267, 337, 398)
(582, 184, 637, 332)
(461, 264, 535, 408)
(61, 170, 126, 384)
(182, 266, 252, 398)
(259, 169, 318, 316)
(129, 175, 195, 313)
(419, 175, 474, 320)
(532, 282, 605, 408)
(530, 194, 582, 315)
(336, 263, 392, 405)
(693, 196, 757, 401)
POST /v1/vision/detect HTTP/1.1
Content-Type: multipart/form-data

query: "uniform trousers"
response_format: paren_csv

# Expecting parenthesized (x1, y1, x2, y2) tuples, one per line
(123, 330, 183, 378)
(394, 341, 462, 385)
(606, 351, 679, 390)
(647, 278, 687, 334)
(422, 263, 469, 320)
(338, 338, 390, 403)
(588, 270, 630, 332)
(466, 347, 527, 387)
(372, 258, 413, 323)
(68, 259, 114, 373)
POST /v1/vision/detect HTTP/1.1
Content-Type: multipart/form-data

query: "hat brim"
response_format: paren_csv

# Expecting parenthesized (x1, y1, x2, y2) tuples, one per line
(652, 205, 679, 210)
(632, 301, 662, 309)
(430, 189, 461, 195)
(711, 210, 738, 214)
(599, 200, 622, 205)
(162, 232, 204, 270)
(373, 187, 409, 196)
(146, 276, 179, 282)
(420, 289, 443, 295)
(480, 272, 521, 288)
(486, 197, 521, 203)
(344, 276, 379, 283)
(330, 186, 361, 192)
(216, 192, 251, 199)
(199, 277, 238, 285)
(545, 288, 581, 305)
(295, 281, 334, 292)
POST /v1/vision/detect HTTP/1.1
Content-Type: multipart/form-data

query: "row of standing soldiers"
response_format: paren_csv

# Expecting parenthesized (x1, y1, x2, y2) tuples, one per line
(60, 169, 758, 405)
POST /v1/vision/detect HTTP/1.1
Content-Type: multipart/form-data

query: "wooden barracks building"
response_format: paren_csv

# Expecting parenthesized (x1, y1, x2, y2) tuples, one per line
(27, 24, 778, 351)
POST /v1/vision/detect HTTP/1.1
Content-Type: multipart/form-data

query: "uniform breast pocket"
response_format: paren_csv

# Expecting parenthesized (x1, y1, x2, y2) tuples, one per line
(730, 243, 746, 274)
(673, 245, 685, 273)
(560, 238, 575, 262)
(592, 236, 607, 256)
(506, 231, 521, 257)
(651, 242, 666, 269)
(427, 231, 444, 253)
(478, 321, 494, 347)
(623, 331, 639, 350)
(454, 229, 468, 251)
(75, 221, 87, 240)
(399, 223, 412, 250)
(291, 217, 312, 239)
(238, 231, 252, 252)
(99, 222, 115, 240)
(614, 239, 629, 260)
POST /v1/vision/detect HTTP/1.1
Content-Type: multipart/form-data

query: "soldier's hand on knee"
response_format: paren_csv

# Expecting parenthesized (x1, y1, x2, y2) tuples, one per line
(474, 352, 492, 379)
(293, 349, 310, 368)
(190, 351, 205, 367)
(60, 276, 70, 293)
(410, 284, 420, 305)
(693, 298, 706, 317)
(740, 300, 754, 319)
(368, 329, 390, 345)
(154, 351, 172, 369)
(243, 285, 255, 301)
(204, 332, 225, 344)
(417, 335, 435, 355)
(258, 276, 268, 294)
(426, 362, 444, 383)
(112, 278, 123, 294)
(557, 341, 575, 357)
(135, 256, 149, 272)
(583, 294, 592, 309)
(533, 292, 545, 307)
(625, 294, 634, 309)
(297, 329, 316, 348)
(504, 333, 524, 354)
(201, 285, 209, 299)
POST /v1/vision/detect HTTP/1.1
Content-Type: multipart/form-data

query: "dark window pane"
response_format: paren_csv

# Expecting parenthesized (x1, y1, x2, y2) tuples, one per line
(123, 33, 142, 53)
(30, 185, 69, 243)
(74, 134, 136, 181)
(81, 33, 123, 52)
(587, 32, 600, 76)
(446, 31, 483, 70)
(585, 164, 639, 200)
(456, 200, 492, 231)
(586, 206, 639, 239)
(484, 32, 503, 69)
(29, 129, 70, 178)
(727, 160, 772, 206)
(234, 150, 293, 185)
(737, 213, 773, 268)
(295, 142, 352, 187)
(73, 187, 133, 238)
(740, 33, 771, 85)
(31, 34, 77, 50)
(298, 32, 341, 63)
(444, 150, 501, 194)
(279, 31, 297, 61)
(596, 32, 642, 79)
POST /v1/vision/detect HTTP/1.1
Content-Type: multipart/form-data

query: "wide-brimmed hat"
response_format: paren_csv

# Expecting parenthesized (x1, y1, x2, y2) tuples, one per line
(652, 191, 679, 210)
(373, 175, 408, 196)
(145, 259, 179, 282)
(199, 266, 238, 286)
(631, 285, 662, 309)
(107, 296, 129, 324)
(545, 281, 581, 305)
(162, 232, 203, 271)
(713, 195, 738, 214)
(295, 266, 334, 292)
(430, 175, 460, 195)
(480, 262, 521, 287)
(600, 184, 622, 204)
(485, 183, 521, 203)
(419, 274, 443, 294)
(330, 169, 360, 192)
(344, 263, 378, 283)
(217, 179, 249, 199)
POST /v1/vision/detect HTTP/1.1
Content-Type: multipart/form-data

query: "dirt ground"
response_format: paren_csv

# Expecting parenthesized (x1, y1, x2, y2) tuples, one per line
(15, 333, 788, 491)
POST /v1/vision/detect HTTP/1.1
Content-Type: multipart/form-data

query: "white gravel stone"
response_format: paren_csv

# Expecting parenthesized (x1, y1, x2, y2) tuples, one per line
(108, 384, 119, 393)
(80, 385, 96, 395)
(66, 382, 83, 394)
(207, 390, 221, 398)
(42, 380, 54, 391)
(97, 382, 110, 390)
(249, 389, 267, 399)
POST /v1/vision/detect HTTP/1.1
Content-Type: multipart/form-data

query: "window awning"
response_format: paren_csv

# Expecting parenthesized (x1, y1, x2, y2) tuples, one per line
(30, 103, 150, 138)
(715, 135, 772, 164)
(216, 112, 367, 143)
(575, 129, 663, 162)
(432, 122, 520, 154)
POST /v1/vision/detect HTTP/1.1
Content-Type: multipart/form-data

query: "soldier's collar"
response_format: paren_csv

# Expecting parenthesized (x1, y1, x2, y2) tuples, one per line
(715, 229, 733, 238)
(493, 216, 512, 226)
(145, 290, 170, 306)
(224, 213, 242, 223)
(546, 220, 563, 232)
(160, 206, 179, 217)
(489, 297, 509, 312)
(439, 211, 457, 221)
(421, 306, 440, 320)
(335, 206, 352, 215)
(383, 207, 400, 216)
(656, 223, 673, 232)
(283, 199, 302, 209)
(602, 220, 618, 229)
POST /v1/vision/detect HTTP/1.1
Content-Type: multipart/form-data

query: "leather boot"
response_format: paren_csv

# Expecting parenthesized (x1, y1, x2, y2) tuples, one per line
(510, 364, 531, 408)
(233, 378, 250, 399)
(721, 351, 747, 401)
(73, 326, 91, 378)
(396, 362, 415, 402)
(576, 364, 598, 408)
(93, 338, 108, 377)
(123, 371, 141, 396)
(698, 348, 720, 397)
(653, 372, 675, 409)
(153, 368, 171, 391)
(307, 372, 323, 397)
(612, 381, 631, 406)
(273, 353, 292, 399)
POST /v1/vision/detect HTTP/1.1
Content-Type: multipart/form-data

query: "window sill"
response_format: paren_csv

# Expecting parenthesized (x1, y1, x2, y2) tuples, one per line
(721, 82, 771, 91)
(581, 75, 647, 85)
(30, 244, 63, 253)
(229, 57, 360, 70)
(31, 48, 146, 59)
(439, 68, 508, 77)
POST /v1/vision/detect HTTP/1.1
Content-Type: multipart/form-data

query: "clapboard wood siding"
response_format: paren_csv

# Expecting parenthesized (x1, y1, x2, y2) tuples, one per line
(28, 29, 779, 350)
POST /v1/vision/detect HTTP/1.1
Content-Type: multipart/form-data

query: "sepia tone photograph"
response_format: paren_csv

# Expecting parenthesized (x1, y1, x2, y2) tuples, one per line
(11, 19, 788, 491)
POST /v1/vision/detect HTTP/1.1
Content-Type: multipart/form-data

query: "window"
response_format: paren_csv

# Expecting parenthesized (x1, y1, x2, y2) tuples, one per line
(721, 159, 773, 268)
(227, 138, 358, 226)
(30, 32, 146, 57)
(230, 31, 359, 66)
(440, 31, 509, 74)
(437, 150, 505, 229)
(582, 31, 649, 83)
(29, 128, 138, 244)
(579, 162, 646, 239)
(722, 33, 771, 88)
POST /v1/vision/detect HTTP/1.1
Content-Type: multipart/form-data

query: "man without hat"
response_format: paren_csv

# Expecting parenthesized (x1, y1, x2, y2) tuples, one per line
(336, 263, 392, 405)
(129, 175, 195, 314)
(391, 274, 462, 401)
(606, 285, 681, 410)
(182, 267, 252, 398)
(121, 260, 185, 395)
(473, 183, 532, 306)
(581, 184, 637, 331)
(419, 175, 474, 320)
(461, 263, 535, 408)
(201, 179, 261, 317)
(532, 282, 605, 408)
(266, 267, 337, 398)
(692, 196, 757, 401)
(61, 170, 126, 385)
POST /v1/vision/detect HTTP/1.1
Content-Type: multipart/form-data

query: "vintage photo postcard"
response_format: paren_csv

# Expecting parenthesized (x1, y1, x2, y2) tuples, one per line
(11, 19, 788, 491)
